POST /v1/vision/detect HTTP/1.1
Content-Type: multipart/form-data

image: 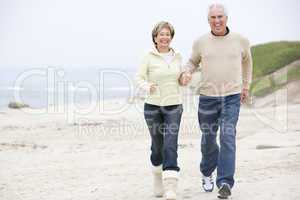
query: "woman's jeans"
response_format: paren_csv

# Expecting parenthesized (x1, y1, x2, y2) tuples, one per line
(198, 94, 241, 188)
(144, 103, 183, 171)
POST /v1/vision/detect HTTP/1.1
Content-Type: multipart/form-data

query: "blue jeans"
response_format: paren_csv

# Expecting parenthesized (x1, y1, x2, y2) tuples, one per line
(144, 103, 183, 171)
(198, 94, 241, 188)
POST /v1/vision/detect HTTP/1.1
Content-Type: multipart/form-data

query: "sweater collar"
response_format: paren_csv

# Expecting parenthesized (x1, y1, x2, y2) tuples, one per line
(211, 26, 230, 37)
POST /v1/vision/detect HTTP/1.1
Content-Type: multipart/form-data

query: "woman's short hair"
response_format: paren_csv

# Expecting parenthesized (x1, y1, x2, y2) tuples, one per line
(151, 21, 175, 45)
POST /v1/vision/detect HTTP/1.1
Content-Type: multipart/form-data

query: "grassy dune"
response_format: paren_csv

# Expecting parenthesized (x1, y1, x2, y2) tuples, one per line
(250, 41, 300, 96)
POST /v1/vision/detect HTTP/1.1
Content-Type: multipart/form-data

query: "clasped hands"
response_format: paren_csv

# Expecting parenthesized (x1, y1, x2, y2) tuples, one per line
(179, 71, 192, 86)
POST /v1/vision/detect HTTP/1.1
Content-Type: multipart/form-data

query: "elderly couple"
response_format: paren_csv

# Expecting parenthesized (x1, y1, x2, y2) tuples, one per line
(136, 3, 252, 200)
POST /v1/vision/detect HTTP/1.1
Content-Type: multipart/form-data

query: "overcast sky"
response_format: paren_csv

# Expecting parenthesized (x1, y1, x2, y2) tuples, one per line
(0, 0, 299, 68)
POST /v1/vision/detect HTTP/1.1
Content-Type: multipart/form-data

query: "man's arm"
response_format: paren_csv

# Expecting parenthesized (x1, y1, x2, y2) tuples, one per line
(241, 38, 253, 90)
(179, 39, 202, 85)
(241, 38, 253, 103)
(185, 39, 202, 73)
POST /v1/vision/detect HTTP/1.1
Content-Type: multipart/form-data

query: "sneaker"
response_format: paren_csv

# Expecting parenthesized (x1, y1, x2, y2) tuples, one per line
(202, 175, 214, 192)
(217, 183, 231, 199)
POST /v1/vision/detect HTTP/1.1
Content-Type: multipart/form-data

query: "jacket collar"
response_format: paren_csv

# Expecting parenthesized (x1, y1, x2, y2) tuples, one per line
(149, 47, 180, 58)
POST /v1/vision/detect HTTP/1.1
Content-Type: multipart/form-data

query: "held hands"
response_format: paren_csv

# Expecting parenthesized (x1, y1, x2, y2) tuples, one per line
(179, 72, 192, 86)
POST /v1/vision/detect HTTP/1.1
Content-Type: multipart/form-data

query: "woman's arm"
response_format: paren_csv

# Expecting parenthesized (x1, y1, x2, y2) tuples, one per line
(135, 55, 155, 94)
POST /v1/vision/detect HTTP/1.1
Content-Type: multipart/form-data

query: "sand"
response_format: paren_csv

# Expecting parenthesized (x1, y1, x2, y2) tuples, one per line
(0, 97, 300, 200)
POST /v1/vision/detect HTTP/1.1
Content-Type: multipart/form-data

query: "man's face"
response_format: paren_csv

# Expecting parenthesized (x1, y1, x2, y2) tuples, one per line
(208, 7, 228, 36)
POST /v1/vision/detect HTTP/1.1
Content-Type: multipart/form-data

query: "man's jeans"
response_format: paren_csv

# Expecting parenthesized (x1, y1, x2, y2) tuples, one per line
(144, 103, 183, 171)
(198, 94, 241, 188)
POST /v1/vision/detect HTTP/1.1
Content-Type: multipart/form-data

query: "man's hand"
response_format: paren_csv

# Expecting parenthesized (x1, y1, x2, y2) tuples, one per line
(240, 88, 249, 104)
(179, 72, 192, 86)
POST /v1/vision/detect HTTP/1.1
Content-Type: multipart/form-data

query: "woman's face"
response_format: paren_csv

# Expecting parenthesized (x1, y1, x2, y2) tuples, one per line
(155, 28, 172, 49)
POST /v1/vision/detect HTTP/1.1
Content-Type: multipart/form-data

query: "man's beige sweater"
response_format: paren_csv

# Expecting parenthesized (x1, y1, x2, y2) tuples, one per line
(186, 30, 253, 96)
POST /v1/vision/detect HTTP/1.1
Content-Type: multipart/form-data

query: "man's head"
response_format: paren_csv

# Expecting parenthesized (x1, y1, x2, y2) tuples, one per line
(207, 3, 228, 36)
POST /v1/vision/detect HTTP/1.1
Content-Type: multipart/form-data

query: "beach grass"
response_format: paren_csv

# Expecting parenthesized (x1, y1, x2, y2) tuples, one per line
(250, 41, 300, 96)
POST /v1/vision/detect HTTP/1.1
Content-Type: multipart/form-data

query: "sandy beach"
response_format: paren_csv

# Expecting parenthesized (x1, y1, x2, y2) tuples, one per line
(0, 95, 300, 200)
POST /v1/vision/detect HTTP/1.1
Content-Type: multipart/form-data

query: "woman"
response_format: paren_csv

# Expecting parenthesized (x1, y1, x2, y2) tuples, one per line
(136, 21, 184, 200)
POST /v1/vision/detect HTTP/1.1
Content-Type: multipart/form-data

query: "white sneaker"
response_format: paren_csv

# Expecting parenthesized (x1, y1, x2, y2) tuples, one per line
(202, 175, 214, 192)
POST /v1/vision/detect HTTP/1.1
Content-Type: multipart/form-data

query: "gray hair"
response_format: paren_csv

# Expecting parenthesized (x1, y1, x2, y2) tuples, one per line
(207, 2, 228, 18)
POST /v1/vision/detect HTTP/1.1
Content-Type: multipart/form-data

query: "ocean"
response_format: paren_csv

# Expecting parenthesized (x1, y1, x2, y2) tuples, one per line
(0, 66, 137, 109)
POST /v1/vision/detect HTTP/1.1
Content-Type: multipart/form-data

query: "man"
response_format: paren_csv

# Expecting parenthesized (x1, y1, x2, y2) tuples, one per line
(180, 3, 253, 199)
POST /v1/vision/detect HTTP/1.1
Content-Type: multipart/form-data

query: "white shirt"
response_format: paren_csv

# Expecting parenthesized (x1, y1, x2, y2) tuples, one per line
(160, 50, 175, 65)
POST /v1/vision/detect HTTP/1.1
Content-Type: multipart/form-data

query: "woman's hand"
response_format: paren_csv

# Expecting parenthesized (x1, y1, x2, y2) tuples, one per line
(149, 83, 158, 94)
